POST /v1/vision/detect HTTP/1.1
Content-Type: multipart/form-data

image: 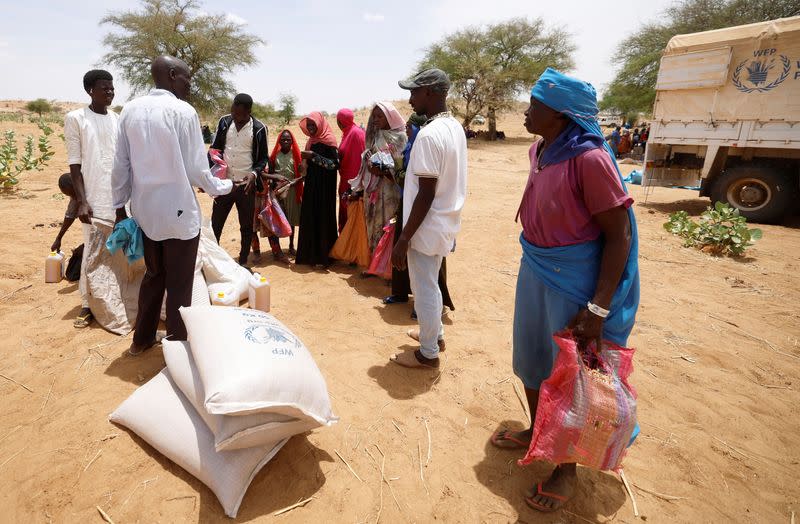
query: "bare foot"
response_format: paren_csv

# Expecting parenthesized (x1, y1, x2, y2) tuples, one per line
(525, 464, 577, 512)
(490, 428, 532, 449)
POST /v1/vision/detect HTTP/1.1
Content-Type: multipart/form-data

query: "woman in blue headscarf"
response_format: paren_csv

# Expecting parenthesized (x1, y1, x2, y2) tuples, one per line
(490, 69, 640, 512)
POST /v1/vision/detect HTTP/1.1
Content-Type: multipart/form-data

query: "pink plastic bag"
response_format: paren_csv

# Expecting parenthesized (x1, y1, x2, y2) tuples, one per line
(519, 331, 637, 472)
(208, 148, 228, 180)
(366, 221, 395, 279)
(258, 193, 292, 238)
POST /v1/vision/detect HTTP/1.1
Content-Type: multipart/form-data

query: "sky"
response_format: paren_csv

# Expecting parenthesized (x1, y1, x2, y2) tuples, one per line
(0, 0, 676, 114)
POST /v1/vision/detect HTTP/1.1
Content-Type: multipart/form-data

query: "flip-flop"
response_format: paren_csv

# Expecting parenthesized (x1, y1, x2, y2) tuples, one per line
(407, 329, 446, 352)
(490, 429, 530, 450)
(73, 312, 93, 328)
(127, 340, 159, 357)
(525, 482, 570, 513)
(389, 349, 439, 369)
(383, 295, 409, 305)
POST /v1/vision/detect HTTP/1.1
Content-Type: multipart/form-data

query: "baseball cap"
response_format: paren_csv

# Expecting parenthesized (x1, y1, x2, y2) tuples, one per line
(398, 68, 451, 90)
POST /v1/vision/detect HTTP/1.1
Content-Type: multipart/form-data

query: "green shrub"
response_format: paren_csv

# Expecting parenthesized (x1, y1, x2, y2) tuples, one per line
(0, 121, 55, 190)
(664, 202, 763, 257)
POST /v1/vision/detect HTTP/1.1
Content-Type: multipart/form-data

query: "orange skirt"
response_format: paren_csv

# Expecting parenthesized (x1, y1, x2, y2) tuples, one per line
(329, 199, 371, 267)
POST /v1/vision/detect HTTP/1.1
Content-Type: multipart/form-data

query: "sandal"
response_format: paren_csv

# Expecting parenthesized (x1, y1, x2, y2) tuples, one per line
(127, 339, 159, 356)
(389, 349, 440, 369)
(407, 329, 446, 352)
(525, 482, 570, 513)
(73, 311, 93, 328)
(490, 429, 530, 450)
(383, 295, 409, 305)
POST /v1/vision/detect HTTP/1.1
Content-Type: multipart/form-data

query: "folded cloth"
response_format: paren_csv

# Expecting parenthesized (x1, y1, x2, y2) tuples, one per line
(106, 217, 144, 263)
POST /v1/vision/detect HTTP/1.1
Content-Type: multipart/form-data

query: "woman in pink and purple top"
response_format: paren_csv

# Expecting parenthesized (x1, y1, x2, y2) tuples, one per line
(491, 68, 640, 512)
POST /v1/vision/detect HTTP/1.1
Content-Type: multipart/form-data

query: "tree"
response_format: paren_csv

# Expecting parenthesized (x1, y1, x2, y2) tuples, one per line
(101, 0, 264, 115)
(25, 99, 53, 117)
(601, 0, 800, 115)
(277, 93, 297, 125)
(419, 18, 575, 140)
(251, 102, 276, 123)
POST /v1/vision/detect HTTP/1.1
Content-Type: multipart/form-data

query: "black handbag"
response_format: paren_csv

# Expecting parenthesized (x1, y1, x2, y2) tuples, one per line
(65, 243, 84, 282)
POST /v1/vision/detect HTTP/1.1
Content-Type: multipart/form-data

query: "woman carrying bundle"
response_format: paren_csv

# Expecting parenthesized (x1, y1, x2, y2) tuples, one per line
(348, 102, 407, 255)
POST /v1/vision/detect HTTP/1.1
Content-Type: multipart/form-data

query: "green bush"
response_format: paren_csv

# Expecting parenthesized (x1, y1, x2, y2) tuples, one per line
(0, 121, 55, 190)
(663, 202, 763, 257)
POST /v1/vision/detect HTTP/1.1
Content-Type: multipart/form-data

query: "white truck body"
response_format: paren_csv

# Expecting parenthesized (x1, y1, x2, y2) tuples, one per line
(644, 16, 800, 222)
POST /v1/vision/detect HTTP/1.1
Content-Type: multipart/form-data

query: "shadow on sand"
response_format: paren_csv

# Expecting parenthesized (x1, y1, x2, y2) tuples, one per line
(113, 428, 332, 522)
(473, 420, 628, 523)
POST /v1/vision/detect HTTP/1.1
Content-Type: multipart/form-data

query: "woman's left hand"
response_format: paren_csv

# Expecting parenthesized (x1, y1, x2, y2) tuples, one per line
(301, 151, 314, 160)
(568, 308, 603, 352)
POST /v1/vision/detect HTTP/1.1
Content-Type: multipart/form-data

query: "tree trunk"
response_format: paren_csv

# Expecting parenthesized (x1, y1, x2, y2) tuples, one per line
(487, 107, 497, 141)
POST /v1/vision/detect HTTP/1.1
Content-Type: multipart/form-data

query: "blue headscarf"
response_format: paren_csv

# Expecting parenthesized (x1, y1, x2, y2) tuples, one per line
(522, 68, 640, 347)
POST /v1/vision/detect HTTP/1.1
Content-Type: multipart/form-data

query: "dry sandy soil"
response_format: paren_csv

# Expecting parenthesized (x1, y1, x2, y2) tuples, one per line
(0, 103, 799, 524)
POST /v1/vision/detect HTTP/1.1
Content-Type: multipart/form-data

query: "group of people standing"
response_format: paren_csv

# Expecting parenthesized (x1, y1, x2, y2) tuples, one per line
(605, 123, 649, 158)
(53, 55, 639, 514)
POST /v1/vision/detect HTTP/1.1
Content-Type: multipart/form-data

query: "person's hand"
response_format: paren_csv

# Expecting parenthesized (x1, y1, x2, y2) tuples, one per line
(368, 164, 383, 177)
(77, 202, 93, 224)
(236, 172, 256, 194)
(568, 308, 604, 354)
(391, 237, 409, 271)
(114, 207, 128, 226)
(301, 151, 314, 160)
(50, 239, 61, 252)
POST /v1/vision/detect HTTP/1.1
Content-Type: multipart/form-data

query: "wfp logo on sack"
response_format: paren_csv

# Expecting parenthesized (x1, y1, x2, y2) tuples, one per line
(244, 324, 297, 356)
(732, 48, 792, 93)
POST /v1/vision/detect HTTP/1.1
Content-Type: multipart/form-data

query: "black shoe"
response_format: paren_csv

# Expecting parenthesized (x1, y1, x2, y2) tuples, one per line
(383, 295, 409, 305)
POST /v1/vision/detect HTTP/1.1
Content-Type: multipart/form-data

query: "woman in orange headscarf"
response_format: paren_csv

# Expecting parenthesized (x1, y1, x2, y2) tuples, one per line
(295, 112, 340, 267)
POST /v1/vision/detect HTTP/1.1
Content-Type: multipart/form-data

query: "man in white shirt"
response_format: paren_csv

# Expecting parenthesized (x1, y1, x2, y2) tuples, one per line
(64, 69, 119, 329)
(112, 56, 233, 355)
(391, 68, 468, 369)
(209, 93, 269, 265)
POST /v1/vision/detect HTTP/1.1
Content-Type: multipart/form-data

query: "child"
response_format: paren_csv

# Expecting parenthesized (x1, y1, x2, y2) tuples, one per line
(51, 173, 79, 253)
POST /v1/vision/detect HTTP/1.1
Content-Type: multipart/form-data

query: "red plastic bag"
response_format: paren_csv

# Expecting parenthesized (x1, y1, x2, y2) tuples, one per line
(519, 331, 637, 472)
(208, 148, 228, 180)
(366, 221, 395, 279)
(258, 193, 292, 238)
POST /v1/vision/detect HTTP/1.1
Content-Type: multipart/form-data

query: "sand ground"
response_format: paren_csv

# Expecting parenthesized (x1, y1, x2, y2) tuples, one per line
(0, 107, 799, 523)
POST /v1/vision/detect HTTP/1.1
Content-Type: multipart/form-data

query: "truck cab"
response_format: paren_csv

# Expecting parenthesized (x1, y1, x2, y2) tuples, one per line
(643, 16, 800, 223)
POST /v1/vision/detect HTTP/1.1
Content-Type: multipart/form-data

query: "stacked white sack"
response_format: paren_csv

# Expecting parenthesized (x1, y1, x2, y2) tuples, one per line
(108, 370, 287, 518)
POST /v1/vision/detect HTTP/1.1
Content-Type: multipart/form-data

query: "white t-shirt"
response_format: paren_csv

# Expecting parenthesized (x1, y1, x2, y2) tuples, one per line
(64, 107, 119, 222)
(403, 115, 468, 257)
(224, 117, 253, 182)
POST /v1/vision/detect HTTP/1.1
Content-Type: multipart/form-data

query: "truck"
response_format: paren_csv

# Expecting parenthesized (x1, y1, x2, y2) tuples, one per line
(643, 16, 800, 222)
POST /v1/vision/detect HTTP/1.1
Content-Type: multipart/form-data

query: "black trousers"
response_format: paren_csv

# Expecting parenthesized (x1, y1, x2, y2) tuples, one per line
(133, 232, 200, 346)
(211, 185, 255, 264)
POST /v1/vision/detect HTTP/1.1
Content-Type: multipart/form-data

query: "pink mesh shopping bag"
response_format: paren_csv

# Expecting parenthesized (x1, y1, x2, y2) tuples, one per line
(366, 221, 395, 279)
(519, 330, 637, 472)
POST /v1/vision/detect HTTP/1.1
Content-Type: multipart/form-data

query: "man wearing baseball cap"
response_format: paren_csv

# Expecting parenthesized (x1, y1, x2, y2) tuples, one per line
(390, 68, 468, 369)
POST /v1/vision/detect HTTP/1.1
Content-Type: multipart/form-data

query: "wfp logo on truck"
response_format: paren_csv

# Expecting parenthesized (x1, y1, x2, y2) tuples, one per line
(732, 48, 792, 93)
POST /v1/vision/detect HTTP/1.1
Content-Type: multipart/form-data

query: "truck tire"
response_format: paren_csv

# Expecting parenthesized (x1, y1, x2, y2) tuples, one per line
(710, 166, 792, 223)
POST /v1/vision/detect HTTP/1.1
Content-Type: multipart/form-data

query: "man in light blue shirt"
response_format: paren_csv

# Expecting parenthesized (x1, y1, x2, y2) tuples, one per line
(112, 56, 233, 355)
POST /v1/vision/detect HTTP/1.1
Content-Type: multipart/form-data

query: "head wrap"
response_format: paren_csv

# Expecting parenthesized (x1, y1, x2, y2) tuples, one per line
(299, 112, 338, 149)
(270, 129, 303, 203)
(336, 108, 355, 129)
(374, 101, 406, 131)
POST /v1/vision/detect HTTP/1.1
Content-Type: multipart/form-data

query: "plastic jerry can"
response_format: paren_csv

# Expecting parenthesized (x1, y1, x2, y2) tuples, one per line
(45, 251, 65, 283)
(248, 272, 271, 312)
(211, 290, 238, 307)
